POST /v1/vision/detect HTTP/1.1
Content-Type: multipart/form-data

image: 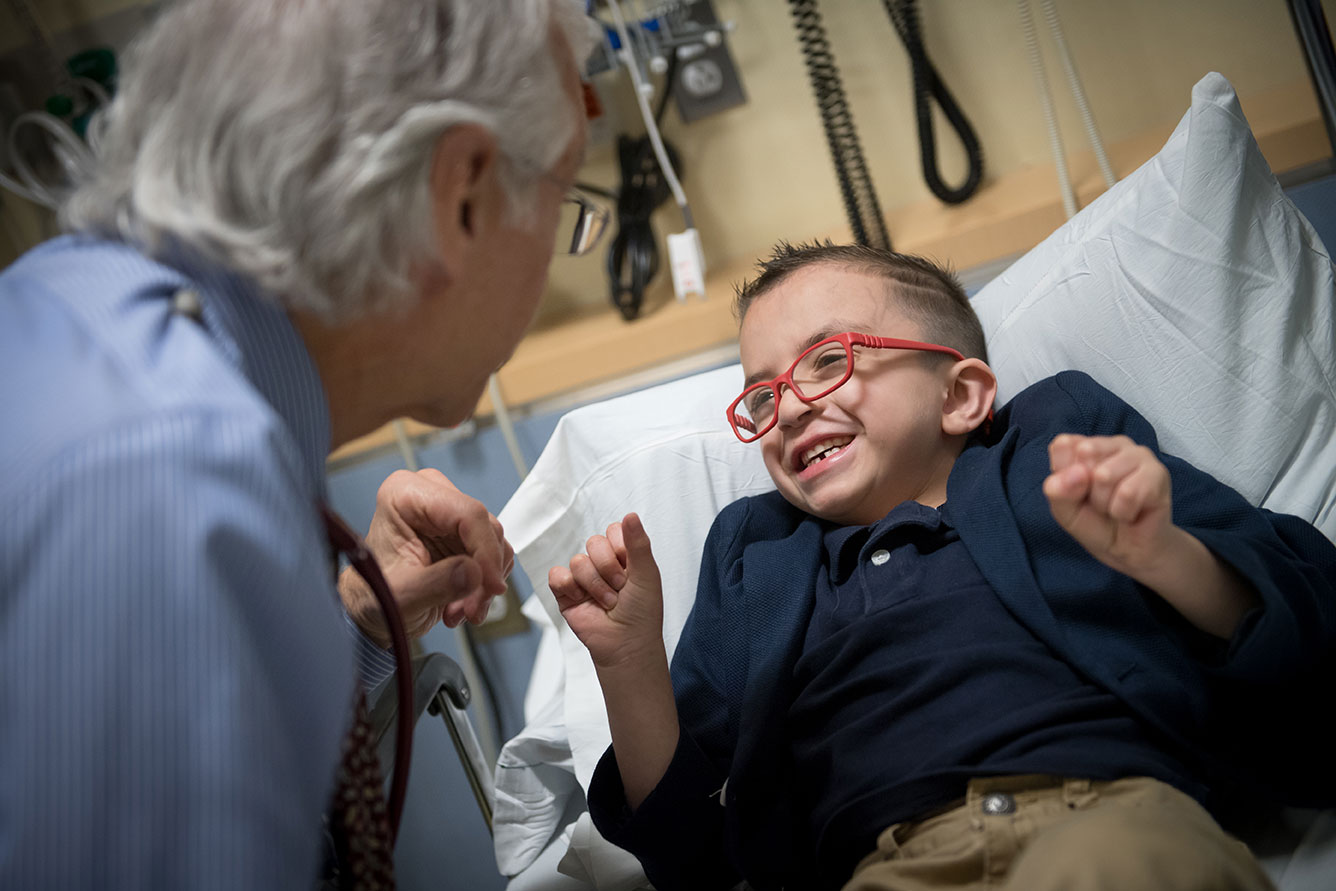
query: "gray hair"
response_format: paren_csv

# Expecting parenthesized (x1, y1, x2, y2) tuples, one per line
(62, 0, 596, 323)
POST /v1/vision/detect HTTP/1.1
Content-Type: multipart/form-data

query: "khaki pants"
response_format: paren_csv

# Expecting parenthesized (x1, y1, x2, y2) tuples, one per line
(843, 776, 1275, 891)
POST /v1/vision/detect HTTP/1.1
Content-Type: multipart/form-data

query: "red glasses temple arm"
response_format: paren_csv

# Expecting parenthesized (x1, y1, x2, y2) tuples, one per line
(853, 333, 965, 360)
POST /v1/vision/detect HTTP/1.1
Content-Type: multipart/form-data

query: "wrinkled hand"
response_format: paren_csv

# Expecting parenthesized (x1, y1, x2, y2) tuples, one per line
(1043, 434, 1175, 579)
(548, 513, 664, 669)
(340, 468, 514, 647)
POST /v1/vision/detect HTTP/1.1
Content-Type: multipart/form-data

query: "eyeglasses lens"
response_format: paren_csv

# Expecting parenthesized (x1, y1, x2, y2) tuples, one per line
(730, 340, 853, 439)
(560, 193, 609, 256)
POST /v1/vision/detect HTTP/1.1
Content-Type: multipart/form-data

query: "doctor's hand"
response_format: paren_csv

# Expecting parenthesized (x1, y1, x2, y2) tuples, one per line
(549, 513, 665, 670)
(340, 468, 514, 648)
(1043, 433, 1176, 580)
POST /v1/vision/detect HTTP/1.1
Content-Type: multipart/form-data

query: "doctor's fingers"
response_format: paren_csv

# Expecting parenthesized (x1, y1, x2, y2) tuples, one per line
(407, 552, 484, 608)
(443, 588, 494, 627)
(387, 469, 508, 590)
(495, 516, 515, 579)
(437, 502, 509, 597)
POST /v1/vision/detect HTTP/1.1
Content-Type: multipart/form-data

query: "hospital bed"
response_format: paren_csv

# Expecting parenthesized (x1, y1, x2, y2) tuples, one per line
(485, 73, 1336, 890)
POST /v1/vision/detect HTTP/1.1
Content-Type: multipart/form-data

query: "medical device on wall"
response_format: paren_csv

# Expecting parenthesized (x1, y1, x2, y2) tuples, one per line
(787, 0, 985, 251)
(588, 0, 745, 318)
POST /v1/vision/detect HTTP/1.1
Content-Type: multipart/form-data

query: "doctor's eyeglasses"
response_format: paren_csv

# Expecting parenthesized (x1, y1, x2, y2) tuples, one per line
(558, 186, 610, 256)
(726, 332, 966, 443)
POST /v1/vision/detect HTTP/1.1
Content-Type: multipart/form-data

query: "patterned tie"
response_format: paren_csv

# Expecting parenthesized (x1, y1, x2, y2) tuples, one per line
(318, 504, 415, 890)
(321, 690, 396, 890)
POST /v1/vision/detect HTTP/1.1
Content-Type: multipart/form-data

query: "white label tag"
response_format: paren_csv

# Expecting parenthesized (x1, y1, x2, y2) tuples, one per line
(667, 228, 707, 301)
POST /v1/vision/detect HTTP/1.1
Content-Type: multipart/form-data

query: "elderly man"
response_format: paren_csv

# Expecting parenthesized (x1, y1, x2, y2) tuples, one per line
(0, 0, 599, 886)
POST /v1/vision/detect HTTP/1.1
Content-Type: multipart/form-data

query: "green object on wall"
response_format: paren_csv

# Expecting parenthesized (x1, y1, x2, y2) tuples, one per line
(45, 48, 118, 138)
(67, 47, 118, 94)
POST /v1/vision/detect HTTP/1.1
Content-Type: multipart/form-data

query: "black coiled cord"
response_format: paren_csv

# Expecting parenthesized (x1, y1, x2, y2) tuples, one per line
(788, 0, 891, 250)
(606, 57, 681, 321)
(606, 133, 681, 320)
(883, 0, 984, 204)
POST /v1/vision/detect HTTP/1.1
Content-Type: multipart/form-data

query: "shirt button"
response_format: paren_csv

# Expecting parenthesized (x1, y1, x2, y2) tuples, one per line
(870, 549, 891, 566)
(981, 793, 1017, 815)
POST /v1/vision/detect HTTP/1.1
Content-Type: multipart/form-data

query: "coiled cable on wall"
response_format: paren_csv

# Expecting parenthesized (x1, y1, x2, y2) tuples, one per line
(882, 0, 985, 205)
(788, 0, 891, 250)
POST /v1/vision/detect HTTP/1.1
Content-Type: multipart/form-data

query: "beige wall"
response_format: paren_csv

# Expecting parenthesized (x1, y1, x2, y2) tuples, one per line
(0, 0, 151, 55)
(535, 0, 1336, 327)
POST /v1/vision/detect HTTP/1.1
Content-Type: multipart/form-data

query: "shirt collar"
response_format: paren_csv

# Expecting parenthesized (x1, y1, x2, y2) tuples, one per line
(823, 500, 951, 580)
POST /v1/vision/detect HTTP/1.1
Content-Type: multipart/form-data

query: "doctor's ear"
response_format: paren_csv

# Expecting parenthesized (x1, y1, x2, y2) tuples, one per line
(941, 358, 997, 436)
(428, 124, 502, 264)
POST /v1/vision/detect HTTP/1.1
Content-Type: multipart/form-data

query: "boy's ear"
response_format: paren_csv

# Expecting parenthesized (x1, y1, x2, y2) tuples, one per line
(941, 358, 997, 436)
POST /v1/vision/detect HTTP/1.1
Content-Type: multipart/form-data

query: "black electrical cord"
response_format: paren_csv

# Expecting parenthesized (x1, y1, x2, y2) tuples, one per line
(883, 0, 985, 204)
(605, 54, 682, 321)
(788, 0, 891, 250)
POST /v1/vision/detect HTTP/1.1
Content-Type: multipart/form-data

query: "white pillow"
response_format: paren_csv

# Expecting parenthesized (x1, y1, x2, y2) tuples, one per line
(973, 71, 1336, 538)
(493, 72, 1336, 888)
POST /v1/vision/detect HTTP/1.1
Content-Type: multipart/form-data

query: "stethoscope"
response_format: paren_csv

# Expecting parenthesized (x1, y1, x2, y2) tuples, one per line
(172, 287, 414, 841)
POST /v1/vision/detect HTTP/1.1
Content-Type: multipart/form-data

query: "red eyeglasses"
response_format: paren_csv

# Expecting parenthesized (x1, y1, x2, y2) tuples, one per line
(725, 332, 966, 443)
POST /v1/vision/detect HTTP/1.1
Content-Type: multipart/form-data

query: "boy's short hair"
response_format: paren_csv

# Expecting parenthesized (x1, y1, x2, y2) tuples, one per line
(733, 240, 989, 363)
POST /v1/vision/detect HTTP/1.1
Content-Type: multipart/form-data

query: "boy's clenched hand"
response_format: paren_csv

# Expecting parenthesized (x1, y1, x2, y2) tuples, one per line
(1043, 432, 1259, 639)
(1043, 433, 1175, 580)
(549, 512, 666, 670)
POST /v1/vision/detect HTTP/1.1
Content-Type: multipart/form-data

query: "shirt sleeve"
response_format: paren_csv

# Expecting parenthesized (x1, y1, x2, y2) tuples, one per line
(585, 502, 752, 891)
(1044, 371, 1336, 685)
(345, 611, 399, 690)
(0, 409, 357, 889)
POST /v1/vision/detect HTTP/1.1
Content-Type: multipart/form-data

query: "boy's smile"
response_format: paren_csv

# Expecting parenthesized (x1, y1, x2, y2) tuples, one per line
(794, 434, 855, 475)
(738, 263, 987, 526)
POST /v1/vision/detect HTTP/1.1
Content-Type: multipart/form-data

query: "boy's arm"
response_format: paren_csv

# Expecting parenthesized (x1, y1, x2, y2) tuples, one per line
(1043, 433, 1258, 639)
(549, 512, 678, 810)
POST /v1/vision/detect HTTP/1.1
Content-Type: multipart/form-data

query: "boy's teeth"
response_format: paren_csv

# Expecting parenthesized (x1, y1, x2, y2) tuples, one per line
(802, 437, 852, 467)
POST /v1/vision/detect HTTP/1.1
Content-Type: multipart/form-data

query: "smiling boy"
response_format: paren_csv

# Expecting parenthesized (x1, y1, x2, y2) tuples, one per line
(550, 242, 1336, 891)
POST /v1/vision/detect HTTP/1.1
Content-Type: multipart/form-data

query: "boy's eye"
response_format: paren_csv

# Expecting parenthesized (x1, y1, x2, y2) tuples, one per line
(799, 347, 850, 380)
(746, 388, 774, 415)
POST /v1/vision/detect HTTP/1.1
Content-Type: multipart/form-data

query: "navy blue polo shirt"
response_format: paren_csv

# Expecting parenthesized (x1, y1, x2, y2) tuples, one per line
(789, 499, 1203, 881)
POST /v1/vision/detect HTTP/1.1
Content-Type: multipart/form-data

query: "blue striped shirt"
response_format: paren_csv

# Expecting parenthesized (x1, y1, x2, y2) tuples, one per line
(1, 236, 394, 888)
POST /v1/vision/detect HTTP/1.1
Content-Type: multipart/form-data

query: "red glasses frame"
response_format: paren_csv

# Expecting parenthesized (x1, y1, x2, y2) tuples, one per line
(725, 332, 966, 443)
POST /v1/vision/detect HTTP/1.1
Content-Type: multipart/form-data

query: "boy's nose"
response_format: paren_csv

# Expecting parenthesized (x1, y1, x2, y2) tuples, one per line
(775, 384, 813, 428)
